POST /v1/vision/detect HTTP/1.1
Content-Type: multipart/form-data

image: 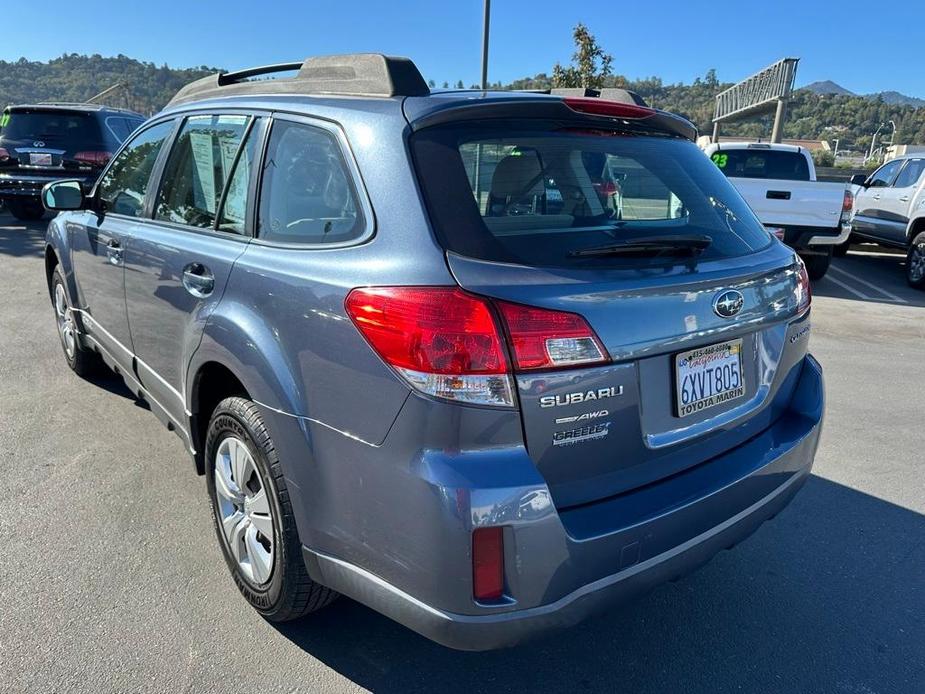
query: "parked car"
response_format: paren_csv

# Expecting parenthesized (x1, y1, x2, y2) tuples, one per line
(849, 156, 925, 288)
(702, 142, 852, 280)
(42, 54, 824, 650)
(0, 102, 144, 221)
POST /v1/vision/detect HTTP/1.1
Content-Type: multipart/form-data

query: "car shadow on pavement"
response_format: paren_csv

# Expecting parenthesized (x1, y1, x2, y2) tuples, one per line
(272, 475, 924, 694)
(813, 247, 925, 308)
(0, 212, 48, 257)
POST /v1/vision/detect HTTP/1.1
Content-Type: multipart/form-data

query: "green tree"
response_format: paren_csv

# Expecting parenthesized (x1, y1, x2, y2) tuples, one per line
(552, 23, 613, 89)
(812, 149, 835, 167)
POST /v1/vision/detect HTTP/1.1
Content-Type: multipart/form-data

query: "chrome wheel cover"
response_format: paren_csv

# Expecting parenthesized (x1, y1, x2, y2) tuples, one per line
(909, 243, 925, 283)
(213, 437, 275, 586)
(54, 283, 77, 359)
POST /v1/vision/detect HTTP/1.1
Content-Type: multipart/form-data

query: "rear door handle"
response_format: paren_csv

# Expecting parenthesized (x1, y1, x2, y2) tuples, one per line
(106, 238, 123, 266)
(182, 263, 215, 298)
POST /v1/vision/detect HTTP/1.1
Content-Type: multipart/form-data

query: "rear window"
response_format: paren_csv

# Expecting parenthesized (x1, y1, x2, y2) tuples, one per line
(710, 148, 810, 181)
(411, 125, 770, 266)
(0, 108, 103, 150)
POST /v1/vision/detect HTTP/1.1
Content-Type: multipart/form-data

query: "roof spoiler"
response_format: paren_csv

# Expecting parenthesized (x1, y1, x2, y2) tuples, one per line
(167, 53, 430, 106)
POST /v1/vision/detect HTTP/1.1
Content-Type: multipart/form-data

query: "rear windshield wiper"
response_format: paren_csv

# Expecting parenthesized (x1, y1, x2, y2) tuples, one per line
(568, 235, 713, 258)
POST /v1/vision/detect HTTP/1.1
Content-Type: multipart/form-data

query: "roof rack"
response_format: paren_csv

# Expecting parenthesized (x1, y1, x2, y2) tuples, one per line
(21, 101, 141, 115)
(168, 53, 430, 106)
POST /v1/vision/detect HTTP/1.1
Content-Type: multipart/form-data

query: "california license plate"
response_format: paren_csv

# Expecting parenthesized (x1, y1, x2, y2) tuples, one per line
(675, 338, 745, 417)
(29, 152, 53, 166)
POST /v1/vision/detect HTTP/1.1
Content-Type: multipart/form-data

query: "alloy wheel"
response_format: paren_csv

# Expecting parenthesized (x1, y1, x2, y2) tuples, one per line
(213, 437, 276, 585)
(54, 283, 77, 359)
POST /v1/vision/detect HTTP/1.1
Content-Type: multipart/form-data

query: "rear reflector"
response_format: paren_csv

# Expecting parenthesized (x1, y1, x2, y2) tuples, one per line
(496, 300, 609, 371)
(472, 527, 504, 601)
(345, 287, 514, 406)
(563, 97, 655, 120)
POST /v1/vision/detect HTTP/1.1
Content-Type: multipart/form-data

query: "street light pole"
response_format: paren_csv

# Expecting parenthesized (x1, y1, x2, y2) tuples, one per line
(480, 0, 491, 90)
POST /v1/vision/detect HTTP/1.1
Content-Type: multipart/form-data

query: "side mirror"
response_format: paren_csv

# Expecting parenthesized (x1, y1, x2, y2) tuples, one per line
(42, 179, 86, 211)
(849, 174, 868, 187)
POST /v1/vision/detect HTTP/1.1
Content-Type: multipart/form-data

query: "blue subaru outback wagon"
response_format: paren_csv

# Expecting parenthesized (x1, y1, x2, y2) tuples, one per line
(42, 54, 823, 650)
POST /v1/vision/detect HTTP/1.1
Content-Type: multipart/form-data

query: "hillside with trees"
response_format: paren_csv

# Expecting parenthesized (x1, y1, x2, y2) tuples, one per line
(2, 47, 924, 151)
(0, 54, 216, 115)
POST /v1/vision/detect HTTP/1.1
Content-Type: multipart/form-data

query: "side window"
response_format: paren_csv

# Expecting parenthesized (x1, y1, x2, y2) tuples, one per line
(98, 120, 174, 217)
(893, 159, 925, 189)
(217, 122, 259, 234)
(155, 114, 251, 230)
(867, 160, 902, 188)
(258, 120, 363, 244)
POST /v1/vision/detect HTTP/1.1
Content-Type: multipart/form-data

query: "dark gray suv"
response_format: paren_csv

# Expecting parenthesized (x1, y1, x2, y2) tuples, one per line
(42, 54, 824, 650)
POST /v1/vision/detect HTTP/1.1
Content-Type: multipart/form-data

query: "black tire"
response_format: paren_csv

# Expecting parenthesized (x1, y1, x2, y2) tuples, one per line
(906, 232, 925, 289)
(800, 249, 832, 281)
(832, 237, 851, 257)
(205, 396, 338, 621)
(8, 199, 46, 221)
(51, 265, 104, 377)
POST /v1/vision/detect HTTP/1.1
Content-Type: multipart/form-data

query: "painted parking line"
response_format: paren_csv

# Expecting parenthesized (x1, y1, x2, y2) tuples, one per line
(823, 272, 880, 302)
(828, 264, 908, 304)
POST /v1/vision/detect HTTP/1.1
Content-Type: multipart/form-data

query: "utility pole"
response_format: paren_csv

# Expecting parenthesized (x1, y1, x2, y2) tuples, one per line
(480, 0, 491, 90)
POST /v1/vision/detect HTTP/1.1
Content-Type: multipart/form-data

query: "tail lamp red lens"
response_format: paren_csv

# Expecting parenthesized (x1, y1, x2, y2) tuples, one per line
(345, 287, 610, 407)
(795, 257, 812, 313)
(842, 189, 854, 214)
(472, 527, 504, 601)
(496, 300, 608, 371)
(563, 97, 655, 120)
(74, 151, 113, 167)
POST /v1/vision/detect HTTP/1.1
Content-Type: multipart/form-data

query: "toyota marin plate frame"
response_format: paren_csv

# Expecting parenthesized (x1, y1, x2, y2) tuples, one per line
(675, 338, 746, 417)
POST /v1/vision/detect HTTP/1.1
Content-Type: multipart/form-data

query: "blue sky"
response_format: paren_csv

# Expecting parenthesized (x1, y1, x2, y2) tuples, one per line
(3, 1, 922, 97)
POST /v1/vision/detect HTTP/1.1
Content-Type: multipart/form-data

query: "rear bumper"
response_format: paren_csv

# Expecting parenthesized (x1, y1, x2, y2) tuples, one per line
(779, 223, 850, 250)
(0, 173, 95, 200)
(297, 355, 825, 650)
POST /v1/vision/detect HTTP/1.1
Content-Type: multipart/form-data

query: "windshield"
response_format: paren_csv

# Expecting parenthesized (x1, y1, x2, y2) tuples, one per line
(710, 148, 810, 181)
(411, 125, 771, 267)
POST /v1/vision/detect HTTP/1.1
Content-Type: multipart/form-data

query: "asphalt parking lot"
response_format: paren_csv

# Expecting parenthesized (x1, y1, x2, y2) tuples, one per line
(1, 213, 922, 694)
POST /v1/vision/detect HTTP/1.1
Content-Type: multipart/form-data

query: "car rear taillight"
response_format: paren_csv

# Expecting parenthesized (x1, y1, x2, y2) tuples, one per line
(0, 147, 9, 161)
(840, 189, 854, 222)
(496, 300, 609, 372)
(472, 527, 504, 601)
(766, 226, 786, 241)
(563, 97, 655, 120)
(345, 287, 612, 405)
(74, 151, 112, 167)
(345, 287, 514, 407)
(795, 257, 812, 313)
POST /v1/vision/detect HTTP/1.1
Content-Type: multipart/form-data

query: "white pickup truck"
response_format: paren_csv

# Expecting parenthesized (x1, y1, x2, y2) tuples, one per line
(702, 142, 852, 279)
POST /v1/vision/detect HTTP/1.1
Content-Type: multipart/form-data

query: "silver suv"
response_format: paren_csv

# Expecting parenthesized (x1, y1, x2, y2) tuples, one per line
(42, 54, 824, 650)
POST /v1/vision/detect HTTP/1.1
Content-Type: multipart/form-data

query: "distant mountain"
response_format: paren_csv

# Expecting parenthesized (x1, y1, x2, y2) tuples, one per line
(871, 90, 925, 108)
(800, 80, 924, 109)
(802, 80, 854, 96)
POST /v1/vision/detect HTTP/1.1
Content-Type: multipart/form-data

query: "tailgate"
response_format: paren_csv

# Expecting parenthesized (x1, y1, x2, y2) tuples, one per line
(730, 177, 845, 228)
(449, 250, 810, 508)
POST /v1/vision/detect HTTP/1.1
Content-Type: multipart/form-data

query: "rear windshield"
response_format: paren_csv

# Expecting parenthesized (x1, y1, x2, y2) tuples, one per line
(411, 125, 771, 266)
(709, 148, 810, 181)
(0, 108, 104, 149)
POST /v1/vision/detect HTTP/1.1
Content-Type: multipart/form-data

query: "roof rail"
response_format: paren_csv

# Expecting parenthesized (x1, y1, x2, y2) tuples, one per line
(29, 101, 141, 114)
(168, 53, 430, 106)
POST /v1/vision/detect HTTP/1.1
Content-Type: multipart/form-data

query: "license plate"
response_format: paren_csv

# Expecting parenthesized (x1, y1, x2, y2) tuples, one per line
(29, 153, 53, 166)
(675, 338, 745, 417)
